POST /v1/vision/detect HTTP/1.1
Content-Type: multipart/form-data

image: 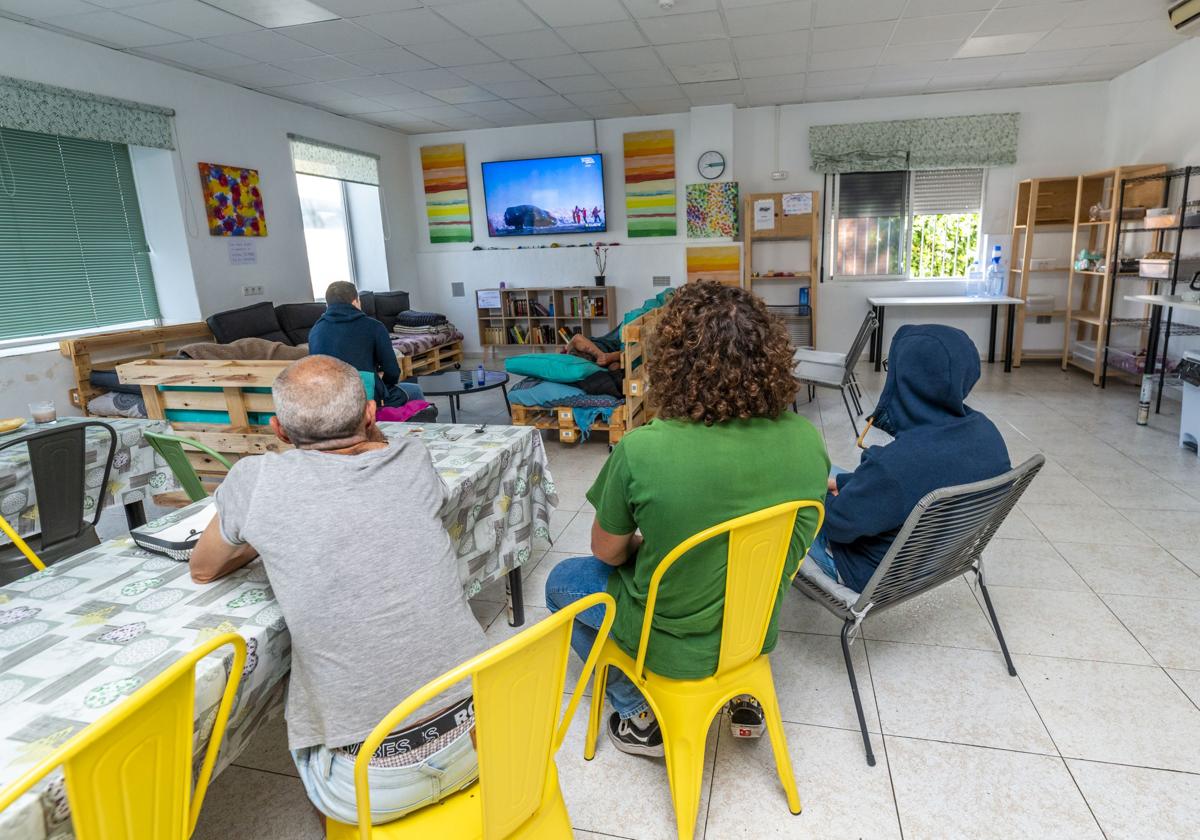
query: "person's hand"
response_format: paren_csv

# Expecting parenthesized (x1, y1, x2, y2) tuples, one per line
(827, 476, 840, 496)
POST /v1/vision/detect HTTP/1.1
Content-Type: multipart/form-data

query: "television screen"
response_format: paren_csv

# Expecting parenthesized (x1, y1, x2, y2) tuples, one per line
(481, 154, 606, 237)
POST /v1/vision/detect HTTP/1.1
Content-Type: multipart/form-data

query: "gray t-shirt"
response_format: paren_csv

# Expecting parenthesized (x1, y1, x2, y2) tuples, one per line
(214, 440, 488, 751)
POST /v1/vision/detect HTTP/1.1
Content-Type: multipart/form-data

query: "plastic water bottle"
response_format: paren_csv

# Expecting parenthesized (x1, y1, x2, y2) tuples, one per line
(985, 245, 1005, 298)
(476, 364, 486, 386)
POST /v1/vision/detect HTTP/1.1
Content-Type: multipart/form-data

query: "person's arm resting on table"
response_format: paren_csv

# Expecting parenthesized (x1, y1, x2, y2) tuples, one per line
(191, 517, 258, 583)
(189, 458, 260, 584)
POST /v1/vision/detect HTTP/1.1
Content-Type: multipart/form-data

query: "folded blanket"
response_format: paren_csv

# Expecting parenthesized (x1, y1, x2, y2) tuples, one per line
(179, 337, 308, 361)
(572, 406, 616, 441)
(376, 401, 433, 422)
(391, 330, 464, 357)
(392, 324, 450, 335)
(395, 310, 448, 327)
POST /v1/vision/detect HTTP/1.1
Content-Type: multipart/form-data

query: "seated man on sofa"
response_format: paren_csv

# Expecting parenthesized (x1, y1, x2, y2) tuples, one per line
(190, 355, 486, 825)
(309, 281, 435, 419)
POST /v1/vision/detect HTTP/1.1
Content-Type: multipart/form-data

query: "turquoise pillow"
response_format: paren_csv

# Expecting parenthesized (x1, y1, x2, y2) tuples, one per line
(509, 380, 587, 407)
(505, 354, 604, 383)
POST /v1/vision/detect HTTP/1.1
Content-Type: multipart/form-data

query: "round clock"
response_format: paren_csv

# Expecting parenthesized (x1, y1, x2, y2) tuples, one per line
(698, 150, 725, 180)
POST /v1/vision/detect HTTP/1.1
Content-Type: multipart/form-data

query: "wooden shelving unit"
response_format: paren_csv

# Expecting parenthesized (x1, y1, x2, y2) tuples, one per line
(742, 191, 820, 349)
(1008, 177, 1078, 366)
(1062, 164, 1168, 384)
(477, 286, 617, 355)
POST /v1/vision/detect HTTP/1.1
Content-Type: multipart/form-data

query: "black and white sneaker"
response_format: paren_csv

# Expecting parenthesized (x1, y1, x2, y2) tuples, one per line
(607, 711, 664, 758)
(728, 696, 765, 739)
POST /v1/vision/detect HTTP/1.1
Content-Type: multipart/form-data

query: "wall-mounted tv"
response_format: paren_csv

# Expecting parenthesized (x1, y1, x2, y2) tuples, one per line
(481, 153, 606, 237)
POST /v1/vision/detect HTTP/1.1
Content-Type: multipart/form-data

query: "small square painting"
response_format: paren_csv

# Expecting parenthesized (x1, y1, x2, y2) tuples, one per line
(198, 163, 267, 236)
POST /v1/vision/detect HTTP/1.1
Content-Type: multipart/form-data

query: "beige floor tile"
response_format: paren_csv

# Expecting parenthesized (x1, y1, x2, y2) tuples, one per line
(1123, 508, 1200, 551)
(1079, 474, 1200, 512)
(993, 505, 1044, 541)
(1067, 759, 1200, 840)
(1018, 473, 1106, 507)
(1053, 542, 1200, 600)
(1020, 503, 1154, 546)
(231, 713, 298, 778)
(980, 538, 1089, 592)
(470, 598, 505, 628)
(861, 577, 1000, 652)
(553, 479, 596, 511)
(704, 722, 901, 839)
(535, 509, 579, 552)
(193, 765, 324, 840)
(1166, 668, 1200, 706)
(1016, 655, 1200, 772)
(552, 514, 597, 556)
(1101, 594, 1200, 670)
(869, 640, 1055, 754)
(771, 630, 881, 737)
(525, 550, 573, 603)
(887, 738, 1103, 840)
(984, 586, 1152, 665)
(1171, 547, 1200, 575)
(778, 583, 847, 636)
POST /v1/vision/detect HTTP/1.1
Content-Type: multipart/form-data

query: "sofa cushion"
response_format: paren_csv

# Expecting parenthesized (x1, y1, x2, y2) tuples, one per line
(206, 301, 292, 345)
(275, 302, 327, 345)
(372, 290, 410, 332)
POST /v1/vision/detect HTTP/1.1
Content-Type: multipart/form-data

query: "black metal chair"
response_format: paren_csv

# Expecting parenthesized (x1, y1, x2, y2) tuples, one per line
(791, 455, 1045, 766)
(0, 421, 117, 584)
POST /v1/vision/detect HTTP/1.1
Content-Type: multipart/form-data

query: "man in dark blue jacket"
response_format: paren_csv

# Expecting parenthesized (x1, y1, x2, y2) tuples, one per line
(807, 324, 1011, 592)
(308, 282, 431, 414)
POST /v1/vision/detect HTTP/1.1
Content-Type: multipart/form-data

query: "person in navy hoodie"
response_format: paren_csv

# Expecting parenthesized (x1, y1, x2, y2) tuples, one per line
(308, 282, 435, 419)
(806, 324, 1011, 592)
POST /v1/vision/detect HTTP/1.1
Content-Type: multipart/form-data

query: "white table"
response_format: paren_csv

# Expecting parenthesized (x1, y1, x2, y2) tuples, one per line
(866, 295, 1025, 373)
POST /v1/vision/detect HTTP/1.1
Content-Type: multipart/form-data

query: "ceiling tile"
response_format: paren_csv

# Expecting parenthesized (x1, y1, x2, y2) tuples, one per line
(804, 83, 865, 100)
(536, 107, 592, 121)
(316, 0, 422, 16)
(0, 0, 95, 19)
(47, 11, 187, 48)
(212, 63, 310, 87)
(742, 72, 805, 92)
(806, 67, 871, 86)
(976, 4, 1071, 37)
(368, 90, 448, 109)
(991, 68, 1065, 87)
(200, 0, 337, 28)
(206, 30, 323, 62)
(879, 40, 961, 64)
(362, 112, 444, 132)
(353, 9, 464, 45)
(746, 89, 805, 105)
(1061, 0, 1162, 28)
(385, 68, 468, 90)
(329, 76, 411, 96)
(725, 1, 811, 37)
(584, 102, 641, 117)
(406, 39, 503, 66)
(906, 0, 993, 17)
(521, 0, 628, 27)
(339, 47, 434, 73)
(459, 99, 532, 117)
(513, 54, 595, 78)
(624, 0, 718, 17)
(636, 98, 690, 114)
(670, 62, 739, 83)
(739, 54, 807, 77)
(863, 79, 930, 96)
(890, 11, 987, 45)
(480, 29, 573, 59)
(621, 83, 684, 102)
(543, 74, 614, 93)
(603, 66, 677, 87)
(274, 55, 371, 80)
(270, 81, 346, 103)
(658, 40, 734, 66)
(1117, 19, 1187, 45)
(476, 78, 556, 97)
(584, 46, 664, 72)
(134, 40, 249, 70)
(1013, 47, 1094, 69)
(277, 20, 394, 54)
(558, 20, 646, 52)
(564, 89, 627, 107)
(122, 1, 260, 39)
(427, 84, 497, 103)
(638, 12, 727, 45)
(810, 20, 893, 52)
(434, 0, 544, 37)
(814, 0, 904, 28)
(1029, 23, 1127, 52)
(957, 32, 1045, 58)
(924, 73, 998, 92)
(408, 104, 475, 122)
(935, 55, 1018, 76)
(682, 79, 744, 98)
(1056, 60, 1134, 82)
(319, 95, 387, 114)
(68, 0, 151, 8)
(509, 94, 573, 113)
(434, 113, 499, 129)
(733, 32, 808, 59)
(721, 0, 795, 7)
(871, 60, 945, 80)
(807, 45, 881, 70)
(450, 62, 533, 83)
(1082, 41, 1173, 66)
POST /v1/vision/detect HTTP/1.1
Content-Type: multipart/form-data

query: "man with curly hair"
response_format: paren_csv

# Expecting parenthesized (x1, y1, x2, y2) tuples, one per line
(545, 281, 830, 756)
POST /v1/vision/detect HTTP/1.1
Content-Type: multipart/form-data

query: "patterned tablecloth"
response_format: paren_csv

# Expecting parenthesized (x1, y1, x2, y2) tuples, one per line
(0, 418, 179, 542)
(0, 421, 556, 838)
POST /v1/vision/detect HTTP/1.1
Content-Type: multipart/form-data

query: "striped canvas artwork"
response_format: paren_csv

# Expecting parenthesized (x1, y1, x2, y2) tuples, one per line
(420, 143, 472, 244)
(624, 129, 676, 238)
(686, 245, 741, 287)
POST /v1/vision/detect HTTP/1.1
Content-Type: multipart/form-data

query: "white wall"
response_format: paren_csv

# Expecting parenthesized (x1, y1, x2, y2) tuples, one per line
(1106, 38, 1200, 167)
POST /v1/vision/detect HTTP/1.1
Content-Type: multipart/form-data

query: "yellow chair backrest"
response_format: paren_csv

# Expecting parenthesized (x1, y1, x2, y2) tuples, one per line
(0, 632, 246, 839)
(634, 500, 825, 680)
(351, 592, 615, 840)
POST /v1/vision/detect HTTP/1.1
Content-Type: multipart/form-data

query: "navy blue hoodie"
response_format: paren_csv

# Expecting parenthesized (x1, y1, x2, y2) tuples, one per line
(825, 325, 1010, 592)
(307, 302, 401, 403)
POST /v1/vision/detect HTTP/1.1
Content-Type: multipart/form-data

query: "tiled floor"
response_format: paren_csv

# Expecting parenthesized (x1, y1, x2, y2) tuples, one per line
(193, 361, 1200, 840)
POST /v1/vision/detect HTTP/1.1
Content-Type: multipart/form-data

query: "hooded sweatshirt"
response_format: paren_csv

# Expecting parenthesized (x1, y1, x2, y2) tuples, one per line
(307, 302, 401, 403)
(824, 325, 1010, 592)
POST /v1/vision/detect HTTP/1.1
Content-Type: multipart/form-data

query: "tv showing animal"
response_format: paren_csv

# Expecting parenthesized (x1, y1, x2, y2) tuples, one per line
(481, 154, 606, 237)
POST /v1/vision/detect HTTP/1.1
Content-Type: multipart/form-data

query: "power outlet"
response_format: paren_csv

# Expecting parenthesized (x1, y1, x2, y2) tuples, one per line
(242, 285, 265, 297)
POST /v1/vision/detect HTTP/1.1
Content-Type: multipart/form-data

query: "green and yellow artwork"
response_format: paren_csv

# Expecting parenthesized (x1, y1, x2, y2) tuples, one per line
(421, 143, 472, 244)
(624, 129, 676, 238)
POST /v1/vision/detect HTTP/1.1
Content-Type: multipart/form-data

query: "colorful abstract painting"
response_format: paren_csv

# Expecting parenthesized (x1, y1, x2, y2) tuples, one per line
(686, 181, 739, 238)
(624, 129, 676, 238)
(686, 245, 741, 287)
(421, 143, 472, 244)
(198, 163, 266, 237)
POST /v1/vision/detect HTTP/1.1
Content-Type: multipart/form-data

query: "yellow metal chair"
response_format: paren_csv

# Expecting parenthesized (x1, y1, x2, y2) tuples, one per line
(583, 500, 825, 840)
(0, 632, 246, 839)
(326, 591, 615, 840)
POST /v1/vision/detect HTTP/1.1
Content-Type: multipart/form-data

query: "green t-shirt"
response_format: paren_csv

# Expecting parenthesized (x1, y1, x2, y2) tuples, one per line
(586, 413, 830, 680)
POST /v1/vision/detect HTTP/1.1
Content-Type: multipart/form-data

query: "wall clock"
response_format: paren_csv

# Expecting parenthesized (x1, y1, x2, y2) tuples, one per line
(698, 150, 725, 180)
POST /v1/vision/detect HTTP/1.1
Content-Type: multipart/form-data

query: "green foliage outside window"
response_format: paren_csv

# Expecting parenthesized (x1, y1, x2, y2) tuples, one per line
(910, 213, 981, 279)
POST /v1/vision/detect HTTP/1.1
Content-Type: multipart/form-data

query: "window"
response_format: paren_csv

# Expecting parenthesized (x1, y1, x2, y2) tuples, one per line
(832, 168, 984, 280)
(296, 173, 355, 294)
(0, 127, 160, 342)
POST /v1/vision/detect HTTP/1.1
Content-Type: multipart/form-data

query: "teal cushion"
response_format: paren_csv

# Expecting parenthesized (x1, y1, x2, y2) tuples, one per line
(509, 380, 587, 406)
(504, 354, 604, 383)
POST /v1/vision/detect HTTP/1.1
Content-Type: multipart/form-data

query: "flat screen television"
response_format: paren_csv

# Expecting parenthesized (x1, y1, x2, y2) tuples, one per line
(481, 153, 606, 237)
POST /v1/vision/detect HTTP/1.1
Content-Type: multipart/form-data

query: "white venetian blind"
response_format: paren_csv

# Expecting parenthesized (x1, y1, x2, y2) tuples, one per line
(911, 168, 985, 215)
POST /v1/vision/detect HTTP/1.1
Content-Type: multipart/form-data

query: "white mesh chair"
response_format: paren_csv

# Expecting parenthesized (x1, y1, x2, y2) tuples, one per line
(792, 455, 1044, 766)
(794, 310, 878, 435)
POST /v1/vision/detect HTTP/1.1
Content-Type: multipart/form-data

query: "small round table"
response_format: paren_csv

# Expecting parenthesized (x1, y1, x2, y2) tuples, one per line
(415, 369, 510, 424)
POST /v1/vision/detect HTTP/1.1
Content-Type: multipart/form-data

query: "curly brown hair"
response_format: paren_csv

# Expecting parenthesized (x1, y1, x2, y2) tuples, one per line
(646, 281, 799, 425)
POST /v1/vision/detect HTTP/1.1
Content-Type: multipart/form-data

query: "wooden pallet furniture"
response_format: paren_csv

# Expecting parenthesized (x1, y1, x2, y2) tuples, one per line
(743, 191, 819, 349)
(115, 359, 288, 431)
(59, 322, 214, 413)
(477, 286, 617, 357)
(401, 339, 464, 378)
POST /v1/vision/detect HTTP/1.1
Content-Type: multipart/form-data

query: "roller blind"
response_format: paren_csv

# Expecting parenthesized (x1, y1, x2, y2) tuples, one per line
(911, 168, 984, 215)
(0, 127, 159, 341)
(838, 171, 908, 218)
(288, 134, 379, 186)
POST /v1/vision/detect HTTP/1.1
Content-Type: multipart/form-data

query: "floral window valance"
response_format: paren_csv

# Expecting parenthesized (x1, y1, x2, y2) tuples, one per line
(0, 75, 175, 150)
(288, 134, 379, 186)
(809, 113, 1020, 174)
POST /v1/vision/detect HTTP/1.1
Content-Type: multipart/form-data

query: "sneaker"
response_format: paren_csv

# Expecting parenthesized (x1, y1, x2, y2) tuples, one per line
(728, 696, 765, 739)
(607, 711, 664, 758)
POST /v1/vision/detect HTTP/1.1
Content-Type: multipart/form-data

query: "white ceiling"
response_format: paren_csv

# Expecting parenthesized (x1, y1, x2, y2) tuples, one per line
(0, 0, 1188, 134)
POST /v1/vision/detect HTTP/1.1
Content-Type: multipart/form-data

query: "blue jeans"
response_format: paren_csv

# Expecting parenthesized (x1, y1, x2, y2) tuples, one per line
(808, 465, 849, 583)
(544, 555, 650, 720)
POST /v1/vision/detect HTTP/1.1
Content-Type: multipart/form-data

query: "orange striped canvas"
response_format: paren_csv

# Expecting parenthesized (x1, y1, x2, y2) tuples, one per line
(624, 130, 676, 238)
(421, 144, 472, 243)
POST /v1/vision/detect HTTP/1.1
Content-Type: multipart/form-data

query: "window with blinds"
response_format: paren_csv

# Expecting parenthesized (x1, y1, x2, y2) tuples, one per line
(0, 127, 159, 342)
(910, 169, 984, 279)
(835, 171, 908, 277)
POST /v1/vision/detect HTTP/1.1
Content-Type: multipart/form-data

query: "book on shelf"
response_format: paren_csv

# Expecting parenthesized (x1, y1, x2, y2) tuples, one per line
(557, 326, 573, 344)
(531, 301, 550, 316)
